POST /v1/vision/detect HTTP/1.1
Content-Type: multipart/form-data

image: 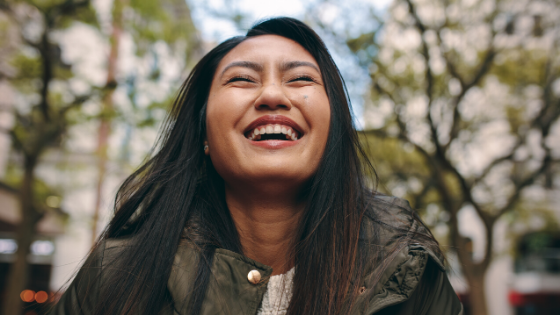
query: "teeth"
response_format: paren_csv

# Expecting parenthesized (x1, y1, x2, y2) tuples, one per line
(247, 124, 301, 141)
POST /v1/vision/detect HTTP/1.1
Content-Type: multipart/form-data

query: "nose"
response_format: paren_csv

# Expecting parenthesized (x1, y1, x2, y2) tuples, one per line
(254, 83, 292, 111)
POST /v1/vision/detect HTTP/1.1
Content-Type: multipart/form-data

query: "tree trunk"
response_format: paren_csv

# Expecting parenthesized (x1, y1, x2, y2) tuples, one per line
(91, 0, 123, 245)
(466, 272, 489, 315)
(2, 155, 41, 315)
(454, 238, 491, 315)
(450, 211, 490, 315)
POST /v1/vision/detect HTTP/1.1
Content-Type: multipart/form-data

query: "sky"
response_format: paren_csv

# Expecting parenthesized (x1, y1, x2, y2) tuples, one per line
(189, 0, 393, 41)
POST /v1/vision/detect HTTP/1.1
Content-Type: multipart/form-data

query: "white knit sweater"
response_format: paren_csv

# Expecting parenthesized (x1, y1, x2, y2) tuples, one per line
(256, 268, 295, 315)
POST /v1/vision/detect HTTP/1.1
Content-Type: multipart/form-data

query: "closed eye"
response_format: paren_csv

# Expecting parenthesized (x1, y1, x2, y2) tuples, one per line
(226, 75, 255, 84)
(288, 75, 316, 83)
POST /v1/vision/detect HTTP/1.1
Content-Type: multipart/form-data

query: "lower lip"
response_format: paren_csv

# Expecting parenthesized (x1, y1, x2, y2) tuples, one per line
(249, 139, 300, 149)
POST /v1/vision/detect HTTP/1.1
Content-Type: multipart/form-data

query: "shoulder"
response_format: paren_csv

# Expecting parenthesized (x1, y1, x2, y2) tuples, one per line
(362, 193, 424, 232)
(360, 193, 445, 268)
(362, 193, 420, 232)
(361, 247, 463, 315)
(354, 194, 462, 315)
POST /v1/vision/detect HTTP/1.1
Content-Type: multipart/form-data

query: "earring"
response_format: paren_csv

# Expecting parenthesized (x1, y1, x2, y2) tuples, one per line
(203, 141, 209, 155)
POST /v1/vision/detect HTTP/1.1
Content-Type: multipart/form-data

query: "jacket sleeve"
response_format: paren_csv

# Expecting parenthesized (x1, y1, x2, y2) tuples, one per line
(375, 259, 463, 315)
(47, 242, 105, 315)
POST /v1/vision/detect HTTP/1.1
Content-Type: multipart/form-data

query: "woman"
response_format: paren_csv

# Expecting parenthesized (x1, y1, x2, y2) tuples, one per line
(51, 17, 463, 315)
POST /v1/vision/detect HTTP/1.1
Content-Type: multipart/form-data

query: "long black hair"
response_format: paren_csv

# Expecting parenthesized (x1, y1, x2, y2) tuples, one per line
(74, 17, 439, 315)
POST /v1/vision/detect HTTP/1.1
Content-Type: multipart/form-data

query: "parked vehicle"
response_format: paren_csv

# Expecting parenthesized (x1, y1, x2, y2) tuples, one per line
(509, 231, 560, 315)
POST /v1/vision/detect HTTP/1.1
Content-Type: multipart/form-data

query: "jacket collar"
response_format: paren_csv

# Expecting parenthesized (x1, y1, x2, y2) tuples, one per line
(169, 245, 273, 315)
(168, 242, 439, 315)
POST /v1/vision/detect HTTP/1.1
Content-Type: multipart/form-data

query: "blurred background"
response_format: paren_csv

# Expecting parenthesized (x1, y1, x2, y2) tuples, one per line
(0, 0, 559, 314)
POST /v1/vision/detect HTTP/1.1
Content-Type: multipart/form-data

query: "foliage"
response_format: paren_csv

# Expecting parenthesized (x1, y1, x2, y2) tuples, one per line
(99, 0, 201, 167)
(0, 1, 99, 313)
(0, 0, 201, 313)
(313, 0, 560, 314)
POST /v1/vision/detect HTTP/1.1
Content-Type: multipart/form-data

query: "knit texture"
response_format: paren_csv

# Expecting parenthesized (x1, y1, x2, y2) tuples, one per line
(256, 268, 295, 315)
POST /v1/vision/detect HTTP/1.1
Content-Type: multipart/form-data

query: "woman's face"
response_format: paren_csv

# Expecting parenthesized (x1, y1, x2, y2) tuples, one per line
(206, 35, 331, 191)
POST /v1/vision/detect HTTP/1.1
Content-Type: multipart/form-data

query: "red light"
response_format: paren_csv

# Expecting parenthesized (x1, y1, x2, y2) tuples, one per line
(509, 291, 525, 306)
(20, 290, 35, 303)
(509, 291, 560, 306)
(35, 291, 48, 303)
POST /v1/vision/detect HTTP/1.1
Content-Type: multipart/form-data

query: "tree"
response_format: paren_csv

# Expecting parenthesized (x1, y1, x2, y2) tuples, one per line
(1, 0, 201, 311)
(0, 0, 97, 314)
(90, 0, 200, 245)
(343, 0, 560, 314)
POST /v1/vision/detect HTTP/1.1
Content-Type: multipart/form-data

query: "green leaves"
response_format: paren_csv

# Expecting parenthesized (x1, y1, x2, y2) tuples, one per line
(125, 0, 197, 57)
(347, 1, 560, 267)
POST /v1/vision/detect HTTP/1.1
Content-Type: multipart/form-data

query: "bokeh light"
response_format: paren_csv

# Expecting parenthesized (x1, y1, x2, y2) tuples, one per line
(20, 290, 35, 303)
(35, 291, 49, 303)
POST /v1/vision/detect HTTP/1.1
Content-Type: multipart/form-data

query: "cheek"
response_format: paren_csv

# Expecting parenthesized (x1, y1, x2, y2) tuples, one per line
(205, 94, 236, 141)
(205, 106, 230, 168)
(206, 89, 253, 131)
(205, 111, 221, 149)
(315, 104, 331, 162)
(309, 95, 331, 139)
(205, 97, 245, 176)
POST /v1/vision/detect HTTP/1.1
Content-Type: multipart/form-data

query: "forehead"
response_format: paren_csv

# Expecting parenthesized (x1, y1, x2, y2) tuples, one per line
(216, 35, 319, 71)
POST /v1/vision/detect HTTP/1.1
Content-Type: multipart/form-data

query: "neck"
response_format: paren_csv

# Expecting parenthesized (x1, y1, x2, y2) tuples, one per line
(225, 183, 305, 275)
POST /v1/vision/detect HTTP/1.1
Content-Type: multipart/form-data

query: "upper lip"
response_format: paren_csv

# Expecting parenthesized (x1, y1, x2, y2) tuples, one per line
(244, 115, 304, 136)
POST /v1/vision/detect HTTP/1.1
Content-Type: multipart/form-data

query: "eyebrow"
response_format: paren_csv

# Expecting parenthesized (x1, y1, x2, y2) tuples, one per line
(280, 61, 320, 73)
(220, 60, 321, 78)
(220, 61, 263, 77)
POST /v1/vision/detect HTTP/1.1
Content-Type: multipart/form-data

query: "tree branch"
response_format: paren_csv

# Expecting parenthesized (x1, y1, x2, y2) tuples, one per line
(476, 220, 494, 273)
(7, 127, 24, 155)
(362, 128, 432, 164)
(493, 52, 560, 219)
(411, 178, 435, 210)
(404, 0, 501, 224)
(44, 0, 91, 22)
(59, 93, 94, 115)
(496, 156, 550, 220)
(438, 12, 498, 152)
(472, 139, 523, 187)
(38, 23, 52, 121)
(404, 0, 449, 167)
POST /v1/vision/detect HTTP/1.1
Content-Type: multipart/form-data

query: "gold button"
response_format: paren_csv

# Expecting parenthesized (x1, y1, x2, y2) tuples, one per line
(247, 270, 261, 284)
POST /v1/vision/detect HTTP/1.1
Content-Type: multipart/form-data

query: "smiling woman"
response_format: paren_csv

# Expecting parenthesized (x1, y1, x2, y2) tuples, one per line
(49, 18, 462, 315)
(206, 35, 331, 233)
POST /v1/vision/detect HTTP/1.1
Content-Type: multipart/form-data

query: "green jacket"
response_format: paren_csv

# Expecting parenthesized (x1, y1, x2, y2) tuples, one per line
(50, 196, 463, 315)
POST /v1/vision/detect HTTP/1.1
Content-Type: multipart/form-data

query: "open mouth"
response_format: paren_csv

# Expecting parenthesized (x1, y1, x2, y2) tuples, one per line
(245, 124, 300, 141)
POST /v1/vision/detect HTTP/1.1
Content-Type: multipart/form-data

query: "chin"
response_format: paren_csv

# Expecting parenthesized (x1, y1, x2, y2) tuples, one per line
(252, 162, 311, 178)
(219, 166, 310, 188)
